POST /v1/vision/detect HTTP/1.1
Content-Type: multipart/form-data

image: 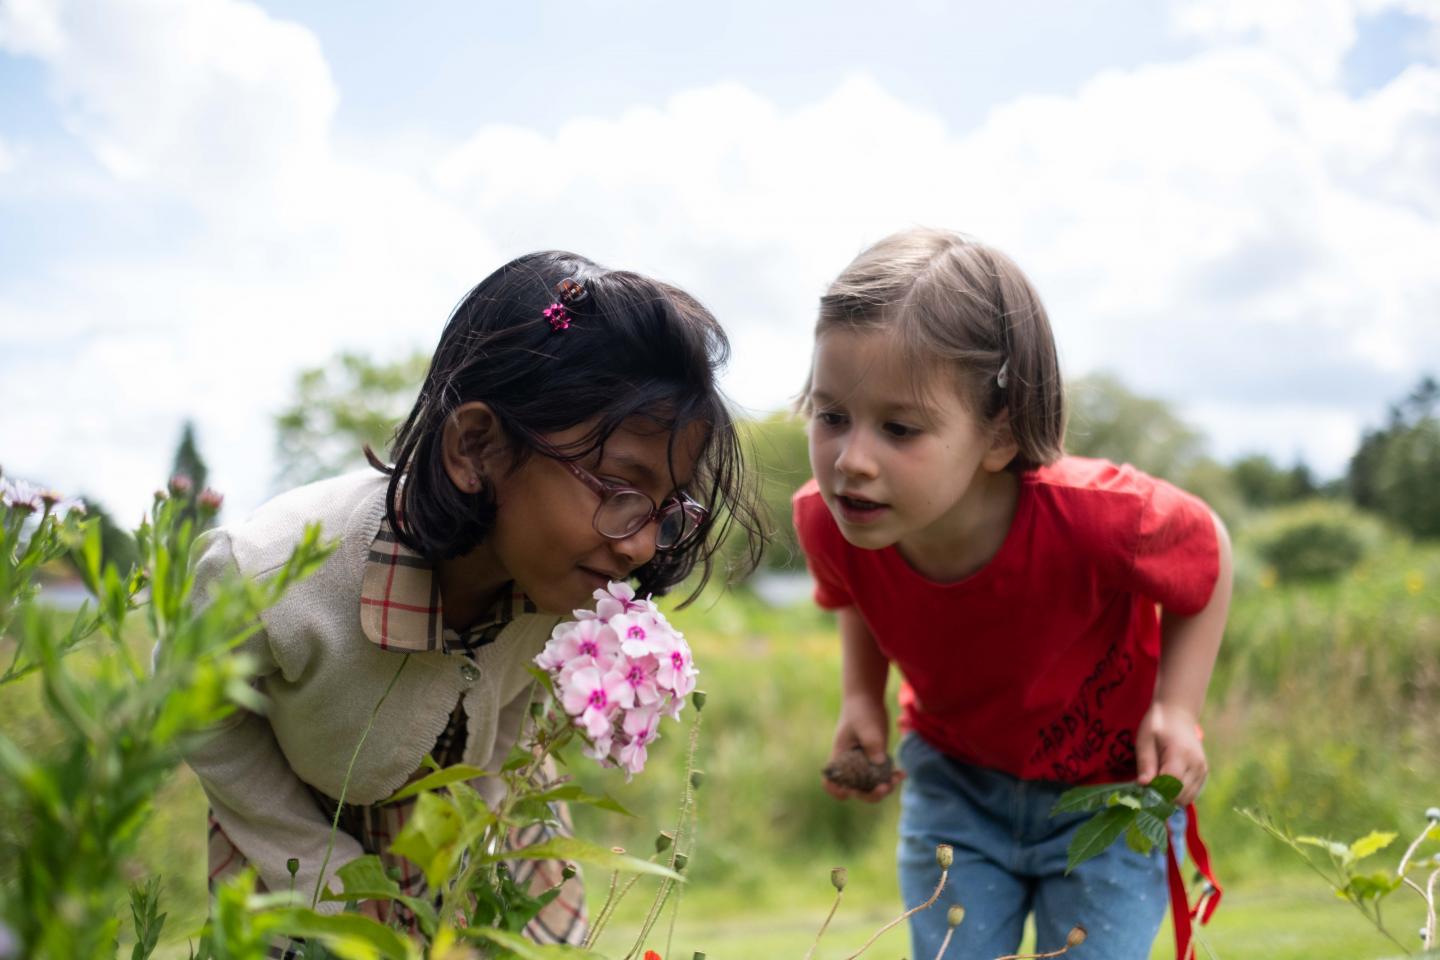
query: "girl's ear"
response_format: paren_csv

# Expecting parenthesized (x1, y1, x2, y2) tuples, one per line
(982, 408, 1020, 472)
(441, 402, 508, 494)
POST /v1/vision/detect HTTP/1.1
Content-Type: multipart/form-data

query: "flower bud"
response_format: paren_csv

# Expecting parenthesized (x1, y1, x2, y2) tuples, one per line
(656, 831, 674, 853)
(673, 853, 689, 871)
(153, 488, 169, 503)
(198, 488, 224, 513)
(1066, 925, 1087, 948)
(830, 867, 847, 892)
(692, 690, 707, 712)
(947, 905, 965, 928)
(286, 858, 300, 878)
(168, 473, 193, 497)
(936, 844, 954, 869)
(689, 770, 705, 790)
(40, 490, 61, 510)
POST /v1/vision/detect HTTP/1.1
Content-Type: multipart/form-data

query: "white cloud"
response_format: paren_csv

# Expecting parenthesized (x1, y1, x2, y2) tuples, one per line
(2, 0, 1438, 516)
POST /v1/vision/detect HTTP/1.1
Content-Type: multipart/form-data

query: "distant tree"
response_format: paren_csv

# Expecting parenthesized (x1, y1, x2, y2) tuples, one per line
(1349, 376, 1440, 538)
(1065, 373, 1207, 482)
(274, 351, 429, 487)
(169, 420, 213, 530)
(740, 413, 812, 573)
(1230, 454, 1317, 508)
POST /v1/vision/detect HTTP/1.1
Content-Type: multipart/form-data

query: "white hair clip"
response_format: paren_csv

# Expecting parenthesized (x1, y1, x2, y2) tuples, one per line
(996, 359, 1010, 390)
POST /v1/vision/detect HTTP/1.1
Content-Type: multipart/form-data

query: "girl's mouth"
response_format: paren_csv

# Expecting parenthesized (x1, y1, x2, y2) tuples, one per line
(835, 494, 888, 524)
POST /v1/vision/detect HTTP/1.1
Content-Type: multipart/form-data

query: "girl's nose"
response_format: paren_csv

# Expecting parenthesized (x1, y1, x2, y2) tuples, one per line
(610, 519, 659, 571)
(834, 434, 878, 480)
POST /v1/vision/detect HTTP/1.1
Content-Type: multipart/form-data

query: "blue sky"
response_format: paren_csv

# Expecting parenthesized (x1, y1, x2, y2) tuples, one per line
(2, 0, 1438, 519)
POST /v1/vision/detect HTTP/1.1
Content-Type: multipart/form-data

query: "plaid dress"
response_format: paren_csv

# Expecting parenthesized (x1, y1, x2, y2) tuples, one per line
(207, 520, 587, 954)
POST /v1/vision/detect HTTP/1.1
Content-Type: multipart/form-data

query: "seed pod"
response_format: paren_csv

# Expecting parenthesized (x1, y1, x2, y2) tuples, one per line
(1067, 925, 1088, 948)
(947, 905, 966, 927)
(561, 864, 577, 880)
(656, 831, 675, 853)
(673, 853, 689, 871)
(830, 867, 848, 891)
(936, 844, 954, 869)
(692, 690, 707, 712)
(822, 747, 895, 792)
(286, 858, 300, 878)
(690, 770, 705, 790)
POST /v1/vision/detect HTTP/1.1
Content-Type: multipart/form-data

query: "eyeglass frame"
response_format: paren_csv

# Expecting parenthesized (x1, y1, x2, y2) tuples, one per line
(514, 430, 708, 550)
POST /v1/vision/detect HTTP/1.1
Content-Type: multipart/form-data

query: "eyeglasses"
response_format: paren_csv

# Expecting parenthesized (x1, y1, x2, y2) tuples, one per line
(555, 457, 708, 551)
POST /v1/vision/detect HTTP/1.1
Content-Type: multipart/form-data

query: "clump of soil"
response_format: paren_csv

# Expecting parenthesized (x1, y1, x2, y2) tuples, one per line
(822, 748, 895, 792)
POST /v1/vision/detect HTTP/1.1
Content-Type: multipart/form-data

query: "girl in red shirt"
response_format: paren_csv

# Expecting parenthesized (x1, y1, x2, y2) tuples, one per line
(793, 227, 1233, 960)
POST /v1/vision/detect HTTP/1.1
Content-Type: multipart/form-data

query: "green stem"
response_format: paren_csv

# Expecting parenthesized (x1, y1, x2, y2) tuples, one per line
(625, 707, 703, 960)
(311, 654, 411, 907)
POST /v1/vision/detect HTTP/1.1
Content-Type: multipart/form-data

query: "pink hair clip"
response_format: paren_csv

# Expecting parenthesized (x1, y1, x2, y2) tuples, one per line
(543, 302, 571, 331)
(543, 277, 588, 332)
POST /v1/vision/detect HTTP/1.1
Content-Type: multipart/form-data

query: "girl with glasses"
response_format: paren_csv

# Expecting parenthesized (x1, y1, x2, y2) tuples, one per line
(175, 251, 762, 953)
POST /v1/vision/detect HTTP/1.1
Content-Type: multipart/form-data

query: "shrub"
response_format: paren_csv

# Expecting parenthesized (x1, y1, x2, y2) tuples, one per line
(1246, 500, 1385, 583)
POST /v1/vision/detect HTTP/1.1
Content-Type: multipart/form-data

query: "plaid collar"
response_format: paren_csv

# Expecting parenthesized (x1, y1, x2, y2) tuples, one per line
(359, 518, 536, 654)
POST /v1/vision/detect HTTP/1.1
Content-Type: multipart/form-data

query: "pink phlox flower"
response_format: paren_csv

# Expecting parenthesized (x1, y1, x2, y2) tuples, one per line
(610, 611, 669, 658)
(560, 664, 630, 740)
(536, 618, 620, 674)
(651, 632, 698, 699)
(592, 580, 649, 619)
(619, 655, 662, 707)
(614, 705, 661, 777)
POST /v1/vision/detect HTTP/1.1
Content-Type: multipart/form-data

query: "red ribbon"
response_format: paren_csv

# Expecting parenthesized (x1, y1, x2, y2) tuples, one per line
(1167, 802, 1222, 960)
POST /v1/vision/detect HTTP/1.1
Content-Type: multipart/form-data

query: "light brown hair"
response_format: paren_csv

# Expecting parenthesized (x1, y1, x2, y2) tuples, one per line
(804, 227, 1065, 470)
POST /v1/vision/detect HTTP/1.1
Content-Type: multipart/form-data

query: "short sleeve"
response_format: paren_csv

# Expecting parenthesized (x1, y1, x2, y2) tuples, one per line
(791, 481, 854, 610)
(1128, 477, 1220, 616)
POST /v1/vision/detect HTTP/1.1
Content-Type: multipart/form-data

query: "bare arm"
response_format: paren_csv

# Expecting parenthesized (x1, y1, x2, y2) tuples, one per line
(824, 606, 905, 802)
(1136, 511, 1234, 807)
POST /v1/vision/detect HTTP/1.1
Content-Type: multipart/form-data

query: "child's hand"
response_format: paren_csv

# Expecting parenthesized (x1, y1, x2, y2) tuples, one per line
(823, 695, 905, 803)
(1135, 701, 1207, 807)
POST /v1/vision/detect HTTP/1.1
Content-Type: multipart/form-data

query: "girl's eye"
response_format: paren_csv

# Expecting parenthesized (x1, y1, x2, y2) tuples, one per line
(815, 411, 847, 428)
(883, 422, 918, 439)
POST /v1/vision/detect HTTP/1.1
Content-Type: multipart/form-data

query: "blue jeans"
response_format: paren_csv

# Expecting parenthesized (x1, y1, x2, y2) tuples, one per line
(897, 733, 1184, 960)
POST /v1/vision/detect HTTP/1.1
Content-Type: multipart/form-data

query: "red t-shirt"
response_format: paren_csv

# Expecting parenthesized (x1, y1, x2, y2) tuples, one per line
(792, 456, 1220, 785)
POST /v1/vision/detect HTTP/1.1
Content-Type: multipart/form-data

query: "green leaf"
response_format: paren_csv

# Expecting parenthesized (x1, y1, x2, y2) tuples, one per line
(382, 764, 488, 804)
(322, 857, 438, 938)
(1145, 774, 1183, 804)
(262, 907, 416, 960)
(1297, 836, 1352, 860)
(1066, 807, 1134, 874)
(523, 782, 632, 817)
(388, 792, 487, 889)
(1133, 809, 1171, 852)
(463, 925, 604, 959)
(1125, 820, 1154, 855)
(483, 836, 683, 881)
(1348, 830, 1398, 862)
(1343, 870, 1404, 901)
(1051, 782, 1126, 816)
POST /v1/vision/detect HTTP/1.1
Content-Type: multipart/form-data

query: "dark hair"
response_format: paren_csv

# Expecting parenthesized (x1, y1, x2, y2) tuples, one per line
(378, 250, 762, 601)
(802, 227, 1065, 471)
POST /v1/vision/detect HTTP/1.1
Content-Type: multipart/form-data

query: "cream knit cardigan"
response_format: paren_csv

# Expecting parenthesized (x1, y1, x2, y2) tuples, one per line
(182, 470, 561, 904)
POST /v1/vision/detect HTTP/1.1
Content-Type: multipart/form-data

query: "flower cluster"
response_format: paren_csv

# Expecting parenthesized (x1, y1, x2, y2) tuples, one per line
(535, 581, 697, 778)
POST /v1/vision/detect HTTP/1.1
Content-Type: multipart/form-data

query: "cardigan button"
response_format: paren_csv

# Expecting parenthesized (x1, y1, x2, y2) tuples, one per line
(460, 661, 480, 682)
